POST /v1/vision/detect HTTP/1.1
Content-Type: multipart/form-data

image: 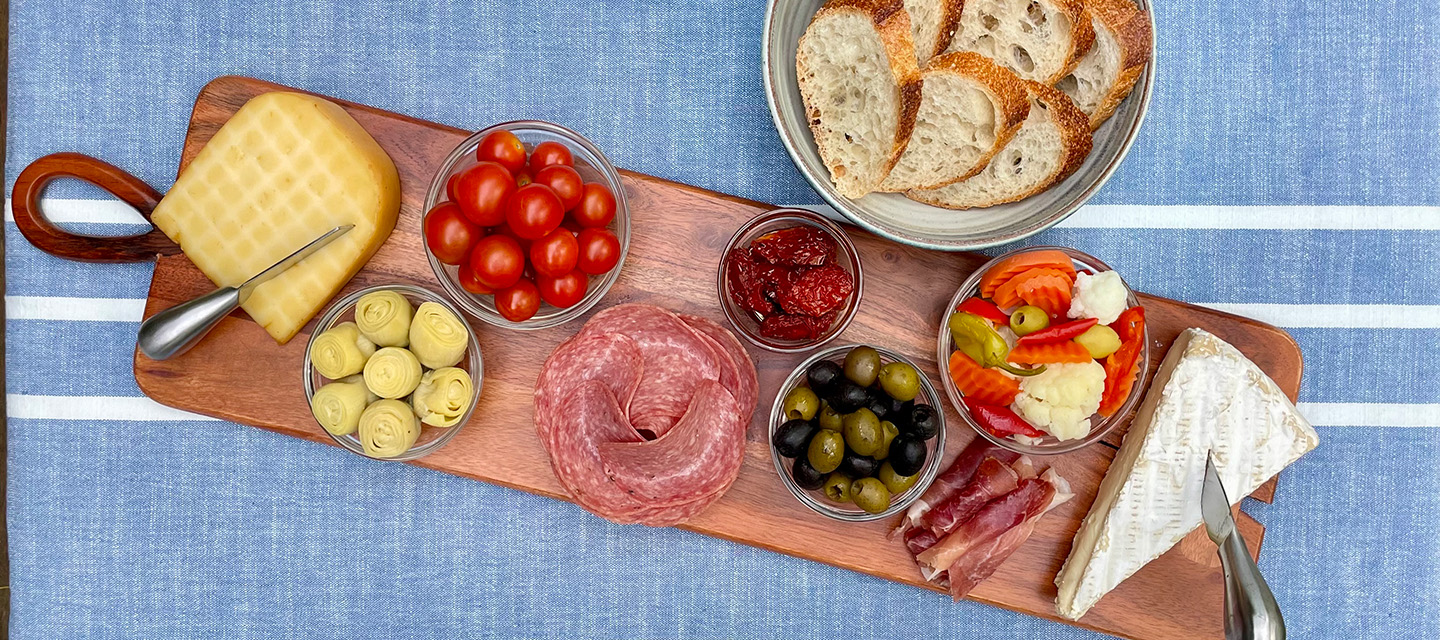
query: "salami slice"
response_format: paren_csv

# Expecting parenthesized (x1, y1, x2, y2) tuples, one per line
(534, 332, 644, 450)
(548, 380, 650, 521)
(579, 305, 720, 438)
(597, 381, 744, 507)
(678, 314, 759, 418)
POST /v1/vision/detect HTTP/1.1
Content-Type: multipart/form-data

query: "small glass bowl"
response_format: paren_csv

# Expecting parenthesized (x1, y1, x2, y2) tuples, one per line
(937, 246, 1148, 455)
(769, 344, 946, 522)
(423, 120, 631, 330)
(717, 208, 864, 353)
(303, 284, 483, 461)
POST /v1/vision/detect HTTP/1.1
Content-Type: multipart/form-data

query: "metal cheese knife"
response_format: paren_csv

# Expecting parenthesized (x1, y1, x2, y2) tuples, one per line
(137, 225, 352, 360)
(1203, 453, 1286, 640)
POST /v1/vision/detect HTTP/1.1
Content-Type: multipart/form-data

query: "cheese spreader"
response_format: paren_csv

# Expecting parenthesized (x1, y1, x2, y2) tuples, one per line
(1203, 453, 1285, 640)
(137, 225, 352, 360)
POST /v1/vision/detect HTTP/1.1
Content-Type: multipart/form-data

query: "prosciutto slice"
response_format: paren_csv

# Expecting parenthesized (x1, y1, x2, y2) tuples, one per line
(579, 305, 721, 438)
(945, 470, 1074, 599)
(905, 457, 1023, 554)
(894, 439, 1019, 538)
(598, 381, 744, 507)
(915, 477, 1058, 574)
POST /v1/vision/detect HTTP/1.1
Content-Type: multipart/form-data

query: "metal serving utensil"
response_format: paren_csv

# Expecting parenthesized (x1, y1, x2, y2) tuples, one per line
(137, 225, 352, 360)
(1203, 453, 1286, 640)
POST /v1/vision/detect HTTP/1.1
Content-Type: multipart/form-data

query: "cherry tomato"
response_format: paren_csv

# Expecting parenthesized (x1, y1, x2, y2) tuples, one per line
(468, 234, 526, 290)
(454, 161, 514, 227)
(446, 172, 461, 203)
(574, 182, 617, 228)
(533, 165, 584, 211)
(458, 260, 493, 295)
(529, 227, 579, 278)
(576, 227, 621, 275)
(489, 221, 533, 255)
(559, 217, 585, 235)
(476, 130, 526, 175)
(529, 141, 573, 171)
(515, 169, 533, 188)
(505, 183, 564, 240)
(495, 277, 541, 322)
(538, 270, 588, 309)
(424, 202, 480, 265)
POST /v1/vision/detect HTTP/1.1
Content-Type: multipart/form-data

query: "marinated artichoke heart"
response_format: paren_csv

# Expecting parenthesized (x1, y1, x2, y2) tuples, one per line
(310, 375, 376, 436)
(308, 322, 376, 379)
(355, 290, 413, 347)
(363, 347, 422, 399)
(408, 302, 468, 369)
(412, 367, 474, 427)
(357, 399, 419, 458)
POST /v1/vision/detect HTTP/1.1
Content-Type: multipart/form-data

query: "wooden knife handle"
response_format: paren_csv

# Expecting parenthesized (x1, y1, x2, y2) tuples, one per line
(11, 151, 180, 263)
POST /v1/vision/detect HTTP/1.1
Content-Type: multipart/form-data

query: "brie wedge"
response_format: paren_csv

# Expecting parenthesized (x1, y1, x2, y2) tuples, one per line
(1054, 328, 1318, 620)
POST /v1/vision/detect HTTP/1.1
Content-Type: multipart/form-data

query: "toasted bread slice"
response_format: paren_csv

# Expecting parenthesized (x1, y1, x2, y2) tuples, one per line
(878, 53, 1030, 192)
(903, 0, 965, 63)
(1056, 0, 1152, 129)
(909, 80, 1092, 209)
(797, 0, 923, 199)
(944, 0, 1095, 85)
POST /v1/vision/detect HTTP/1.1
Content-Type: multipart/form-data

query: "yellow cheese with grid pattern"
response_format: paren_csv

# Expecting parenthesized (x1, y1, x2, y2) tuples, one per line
(151, 92, 400, 344)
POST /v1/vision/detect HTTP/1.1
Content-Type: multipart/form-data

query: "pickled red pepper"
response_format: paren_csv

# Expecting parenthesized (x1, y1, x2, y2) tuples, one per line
(1017, 318, 1099, 346)
(956, 297, 1009, 325)
(965, 399, 1047, 438)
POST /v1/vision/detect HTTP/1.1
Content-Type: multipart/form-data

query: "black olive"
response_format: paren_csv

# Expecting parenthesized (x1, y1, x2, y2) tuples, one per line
(866, 396, 891, 422)
(891, 398, 916, 424)
(828, 379, 870, 413)
(839, 450, 880, 478)
(792, 455, 826, 490)
(772, 419, 817, 458)
(806, 360, 844, 396)
(889, 434, 927, 476)
(906, 404, 940, 440)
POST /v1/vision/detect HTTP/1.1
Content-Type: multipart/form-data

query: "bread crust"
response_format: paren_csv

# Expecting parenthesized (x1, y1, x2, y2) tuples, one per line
(799, 0, 924, 198)
(1083, 0, 1152, 129)
(896, 52, 1032, 190)
(1046, 0, 1097, 85)
(931, 0, 967, 60)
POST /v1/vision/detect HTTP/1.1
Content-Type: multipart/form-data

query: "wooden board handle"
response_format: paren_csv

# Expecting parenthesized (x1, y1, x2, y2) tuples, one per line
(11, 152, 180, 263)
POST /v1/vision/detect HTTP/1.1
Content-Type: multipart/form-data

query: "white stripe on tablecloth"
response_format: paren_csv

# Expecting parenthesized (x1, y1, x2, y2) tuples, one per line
(3, 393, 1432, 427)
(6, 296, 149, 322)
(5, 198, 149, 225)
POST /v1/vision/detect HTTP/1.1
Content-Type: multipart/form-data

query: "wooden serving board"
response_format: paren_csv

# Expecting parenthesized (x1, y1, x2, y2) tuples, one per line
(121, 77, 1301, 639)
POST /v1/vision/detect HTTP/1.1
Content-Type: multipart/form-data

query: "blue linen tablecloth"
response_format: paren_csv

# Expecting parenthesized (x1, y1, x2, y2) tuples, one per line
(5, 0, 1438, 638)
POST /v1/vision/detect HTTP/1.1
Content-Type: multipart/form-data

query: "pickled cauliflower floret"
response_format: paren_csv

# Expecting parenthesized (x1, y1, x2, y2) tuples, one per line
(1068, 271, 1128, 325)
(1013, 361, 1106, 441)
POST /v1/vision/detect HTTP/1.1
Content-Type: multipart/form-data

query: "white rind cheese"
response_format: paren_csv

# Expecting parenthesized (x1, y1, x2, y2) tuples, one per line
(1053, 328, 1318, 620)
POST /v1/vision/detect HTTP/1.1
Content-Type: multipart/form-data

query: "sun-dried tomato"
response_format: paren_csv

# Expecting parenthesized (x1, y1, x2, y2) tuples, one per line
(760, 311, 837, 340)
(777, 264, 853, 316)
(757, 262, 800, 300)
(725, 248, 774, 318)
(751, 226, 835, 266)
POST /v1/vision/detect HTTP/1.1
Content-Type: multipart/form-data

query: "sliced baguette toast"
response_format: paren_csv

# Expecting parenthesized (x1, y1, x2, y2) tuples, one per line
(797, 0, 924, 199)
(945, 0, 1095, 85)
(1056, 0, 1152, 129)
(878, 52, 1030, 192)
(903, 0, 965, 64)
(909, 80, 1092, 209)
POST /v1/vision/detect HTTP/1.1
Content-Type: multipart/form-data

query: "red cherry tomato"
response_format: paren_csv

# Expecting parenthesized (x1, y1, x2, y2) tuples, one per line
(424, 202, 480, 265)
(529, 141, 574, 171)
(458, 260, 493, 295)
(537, 270, 588, 309)
(495, 277, 541, 322)
(573, 182, 617, 228)
(476, 130, 526, 175)
(515, 168, 533, 188)
(505, 183, 564, 240)
(576, 227, 621, 275)
(454, 161, 514, 227)
(468, 234, 526, 290)
(533, 165, 584, 211)
(529, 227, 579, 278)
(446, 172, 461, 203)
(489, 221, 533, 255)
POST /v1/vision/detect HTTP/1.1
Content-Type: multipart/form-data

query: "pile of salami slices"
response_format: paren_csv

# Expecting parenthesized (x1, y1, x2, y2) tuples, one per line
(535, 304, 759, 526)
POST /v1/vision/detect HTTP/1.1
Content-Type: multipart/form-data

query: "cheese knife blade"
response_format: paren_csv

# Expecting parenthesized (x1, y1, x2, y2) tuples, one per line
(1202, 454, 1236, 544)
(237, 224, 353, 300)
(1203, 452, 1286, 640)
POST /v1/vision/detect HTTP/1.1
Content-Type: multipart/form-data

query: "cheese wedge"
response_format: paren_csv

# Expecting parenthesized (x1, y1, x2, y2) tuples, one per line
(152, 92, 400, 344)
(1054, 328, 1318, 620)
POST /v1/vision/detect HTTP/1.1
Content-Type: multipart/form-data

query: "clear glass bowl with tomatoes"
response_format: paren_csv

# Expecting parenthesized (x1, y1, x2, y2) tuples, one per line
(422, 121, 629, 329)
(936, 246, 1149, 455)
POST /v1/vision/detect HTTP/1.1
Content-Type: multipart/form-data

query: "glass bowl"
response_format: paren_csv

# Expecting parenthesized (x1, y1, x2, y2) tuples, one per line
(303, 284, 483, 461)
(717, 208, 864, 353)
(423, 120, 631, 330)
(769, 344, 946, 522)
(937, 246, 1148, 455)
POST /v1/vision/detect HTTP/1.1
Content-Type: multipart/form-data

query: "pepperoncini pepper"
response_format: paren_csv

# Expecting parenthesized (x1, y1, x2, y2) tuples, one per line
(947, 312, 1046, 377)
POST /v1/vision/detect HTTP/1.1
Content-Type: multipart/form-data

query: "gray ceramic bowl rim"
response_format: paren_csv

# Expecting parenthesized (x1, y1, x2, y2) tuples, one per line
(761, 0, 1158, 251)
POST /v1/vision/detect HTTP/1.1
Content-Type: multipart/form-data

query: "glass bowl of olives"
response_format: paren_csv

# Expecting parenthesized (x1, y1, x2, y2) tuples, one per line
(768, 344, 946, 522)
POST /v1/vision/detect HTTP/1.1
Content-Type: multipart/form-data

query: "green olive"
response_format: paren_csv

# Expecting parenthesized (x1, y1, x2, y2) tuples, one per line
(1009, 305, 1051, 336)
(807, 430, 845, 474)
(1075, 324, 1123, 359)
(878, 362, 921, 402)
(822, 472, 853, 503)
(781, 386, 820, 421)
(841, 408, 883, 456)
(878, 460, 919, 494)
(874, 420, 900, 460)
(850, 477, 892, 514)
(843, 346, 882, 387)
(817, 401, 843, 432)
